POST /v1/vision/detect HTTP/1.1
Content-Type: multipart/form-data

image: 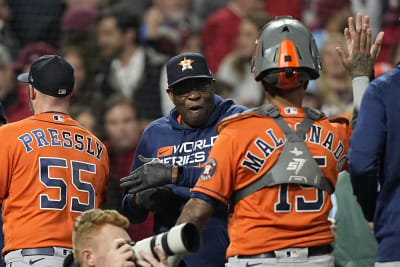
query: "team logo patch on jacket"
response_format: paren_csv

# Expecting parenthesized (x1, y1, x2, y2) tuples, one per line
(200, 158, 217, 181)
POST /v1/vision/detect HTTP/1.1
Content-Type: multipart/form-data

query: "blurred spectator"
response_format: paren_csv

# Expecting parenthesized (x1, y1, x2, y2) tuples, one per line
(62, 6, 98, 39)
(217, 11, 269, 107)
(377, 0, 400, 63)
(62, 47, 89, 100)
(65, 0, 107, 9)
(307, 0, 351, 94)
(141, 0, 201, 56)
(103, 96, 153, 242)
(8, 0, 63, 46)
(0, 0, 20, 59)
(60, 6, 102, 90)
(104, 96, 141, 179)
(61, 5, 98, 47)
(159, 30, 203, 115)
(213, 80, 234, 100)
(96, 4, 167, 120)
(264, 0, 302, 20)
(192, 0, 229, 21)
(309, 0, 352, 50)
(202, 0, 265, 72)
(61, 46, 103, 116)
(13, 42, 57, 73)
(60, 5, 101, 81)
(115, 0, 152, 17)
(391, 40, 400, 66)
(317, 33, 353, 118)
(70, 105, 99, 137)
(0, 45, 31, 122)
(373, 39, 400, 78)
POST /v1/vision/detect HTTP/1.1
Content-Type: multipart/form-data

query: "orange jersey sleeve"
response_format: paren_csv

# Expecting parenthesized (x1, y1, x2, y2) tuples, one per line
(192, 107, 352, 257)
(0, 113, 109, 254)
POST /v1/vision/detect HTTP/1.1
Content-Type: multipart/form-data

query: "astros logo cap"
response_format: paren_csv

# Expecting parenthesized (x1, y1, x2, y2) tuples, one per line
(166, 53, 213, 88)
(17, 55, 75, 97)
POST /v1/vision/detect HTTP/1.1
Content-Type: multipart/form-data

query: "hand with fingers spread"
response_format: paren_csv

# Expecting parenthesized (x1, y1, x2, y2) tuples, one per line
(120, 155, 177, 194)
(136, 247, 170, 267)
(336, 13, 384, 78)
(105, 238, 136, 267)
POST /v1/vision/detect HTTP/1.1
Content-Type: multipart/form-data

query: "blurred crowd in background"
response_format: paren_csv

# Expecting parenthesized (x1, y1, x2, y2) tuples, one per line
(0, 0, 399, 241)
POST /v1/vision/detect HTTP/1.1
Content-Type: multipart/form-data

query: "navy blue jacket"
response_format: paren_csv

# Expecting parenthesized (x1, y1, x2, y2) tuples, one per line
(122, 95, 246, 267)
(349, 63, 400, 262)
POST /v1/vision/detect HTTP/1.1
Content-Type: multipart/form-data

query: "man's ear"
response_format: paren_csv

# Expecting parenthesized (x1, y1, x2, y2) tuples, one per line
(81, 249, 95, 267)
(29, 85, 36, 100)
(166, 89, 176, 104)
(210, 79, 216, 93)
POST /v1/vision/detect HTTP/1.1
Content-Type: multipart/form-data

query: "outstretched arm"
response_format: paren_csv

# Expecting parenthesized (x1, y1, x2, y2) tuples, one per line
(336, 13, 384, 127)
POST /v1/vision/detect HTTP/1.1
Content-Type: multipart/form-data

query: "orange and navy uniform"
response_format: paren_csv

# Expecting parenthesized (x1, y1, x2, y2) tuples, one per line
(192, 107, 351, 258)
(0, 113, 109, 255)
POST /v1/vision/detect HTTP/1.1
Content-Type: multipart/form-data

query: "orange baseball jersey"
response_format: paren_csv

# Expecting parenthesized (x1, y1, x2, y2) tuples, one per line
(0, 113, 109, 254)
(192, 106, 352, 258)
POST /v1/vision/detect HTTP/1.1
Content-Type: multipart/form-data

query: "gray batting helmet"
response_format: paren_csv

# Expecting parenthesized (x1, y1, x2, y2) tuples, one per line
(251, 16, 321, 89)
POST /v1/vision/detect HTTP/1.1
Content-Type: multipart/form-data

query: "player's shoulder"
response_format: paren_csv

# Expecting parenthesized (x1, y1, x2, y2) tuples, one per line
(217, 106, 266, 133)
(0, 117, 33, 135)
(328, 116, 350, 125)
(142, 116, 170, 133)
(319, 115, 352, 137)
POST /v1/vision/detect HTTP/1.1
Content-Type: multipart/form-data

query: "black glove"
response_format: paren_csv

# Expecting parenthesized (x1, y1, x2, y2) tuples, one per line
(120, 155, 173, 194)
(136, 187, 180, 214)
(136, 187, 182, 227)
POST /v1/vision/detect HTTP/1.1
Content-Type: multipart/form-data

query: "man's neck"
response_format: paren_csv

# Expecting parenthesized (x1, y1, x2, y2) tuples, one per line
(33, 102, 69, 115)
(266, 89, 304, 108)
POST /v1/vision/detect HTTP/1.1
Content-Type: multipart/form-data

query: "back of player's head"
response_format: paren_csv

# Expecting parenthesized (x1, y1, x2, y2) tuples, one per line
(72, 209, 130, 264)
(17, 55, 75, 98)
(252, 16, 321, 90)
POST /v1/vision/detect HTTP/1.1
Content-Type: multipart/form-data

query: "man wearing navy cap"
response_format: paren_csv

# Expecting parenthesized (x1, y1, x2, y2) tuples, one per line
(120, 53, 246, 267)
(0, 55, 109, 267)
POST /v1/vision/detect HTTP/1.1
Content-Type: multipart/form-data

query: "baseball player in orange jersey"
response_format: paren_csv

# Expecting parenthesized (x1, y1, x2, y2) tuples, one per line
(177, 14, 383, 267)
(0, 55, 109, 267)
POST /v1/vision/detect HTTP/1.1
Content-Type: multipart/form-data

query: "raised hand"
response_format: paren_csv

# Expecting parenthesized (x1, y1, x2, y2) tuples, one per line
(336, 13, 384, 78)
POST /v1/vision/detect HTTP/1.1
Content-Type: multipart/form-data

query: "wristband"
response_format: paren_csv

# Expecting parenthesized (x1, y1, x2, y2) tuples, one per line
(352, 76, 369, 111)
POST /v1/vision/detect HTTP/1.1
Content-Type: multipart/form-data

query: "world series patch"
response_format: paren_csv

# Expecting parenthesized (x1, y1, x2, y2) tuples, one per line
(200, 158, 217, 181)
